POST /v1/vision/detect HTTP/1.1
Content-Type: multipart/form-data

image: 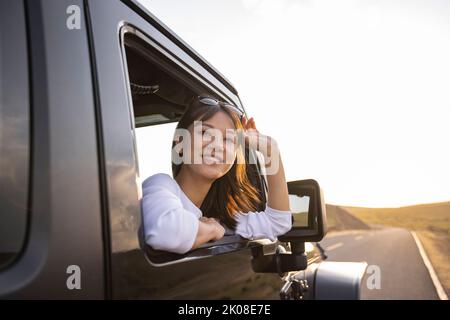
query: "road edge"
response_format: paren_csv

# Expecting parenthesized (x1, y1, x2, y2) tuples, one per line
(411, 231, 448, 300)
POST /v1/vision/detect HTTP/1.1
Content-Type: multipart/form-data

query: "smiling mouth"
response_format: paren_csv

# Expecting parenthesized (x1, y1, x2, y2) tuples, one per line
(202, 155, 223, 164)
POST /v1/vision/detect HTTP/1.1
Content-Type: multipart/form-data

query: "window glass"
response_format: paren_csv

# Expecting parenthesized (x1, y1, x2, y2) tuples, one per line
(136, 123, 177, 180)
(0, 0, 30, 269)
(122, 30, 266, 259)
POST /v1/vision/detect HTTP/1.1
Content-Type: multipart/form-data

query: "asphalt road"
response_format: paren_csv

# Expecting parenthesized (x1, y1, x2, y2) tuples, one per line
(319, 227, 440, 299)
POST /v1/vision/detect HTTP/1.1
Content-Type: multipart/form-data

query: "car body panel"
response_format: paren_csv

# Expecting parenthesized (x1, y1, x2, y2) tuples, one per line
(0, 0, 104, 299)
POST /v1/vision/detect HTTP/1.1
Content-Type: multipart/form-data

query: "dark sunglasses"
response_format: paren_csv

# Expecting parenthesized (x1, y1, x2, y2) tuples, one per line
(197, 96, 245, 121)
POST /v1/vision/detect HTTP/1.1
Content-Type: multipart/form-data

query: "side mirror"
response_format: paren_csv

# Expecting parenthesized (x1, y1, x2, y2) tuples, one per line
(278, 179, 327, 242)
(251, 179, 327, 273)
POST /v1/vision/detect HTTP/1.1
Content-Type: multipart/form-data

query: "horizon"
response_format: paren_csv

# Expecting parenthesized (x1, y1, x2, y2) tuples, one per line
(326, 199, 450, 209)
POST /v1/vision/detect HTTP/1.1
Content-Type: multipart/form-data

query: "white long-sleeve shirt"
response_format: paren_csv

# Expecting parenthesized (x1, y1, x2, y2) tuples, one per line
(141, 173, 292, 254)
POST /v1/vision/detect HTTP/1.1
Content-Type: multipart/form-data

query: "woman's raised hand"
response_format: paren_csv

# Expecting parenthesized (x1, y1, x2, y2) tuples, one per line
(241, 116, 279, 166)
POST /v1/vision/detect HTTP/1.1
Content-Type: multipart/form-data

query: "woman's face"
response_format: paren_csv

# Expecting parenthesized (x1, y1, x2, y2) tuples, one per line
(183, 110, 238, 181)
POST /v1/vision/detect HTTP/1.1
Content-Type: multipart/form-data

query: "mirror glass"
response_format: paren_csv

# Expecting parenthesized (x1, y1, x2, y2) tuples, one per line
(288, 194, 310, 227)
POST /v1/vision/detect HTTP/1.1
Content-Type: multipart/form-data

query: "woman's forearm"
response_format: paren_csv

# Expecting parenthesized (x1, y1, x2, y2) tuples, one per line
(241, 117, 290, 212)
(266, 151, 290, 211)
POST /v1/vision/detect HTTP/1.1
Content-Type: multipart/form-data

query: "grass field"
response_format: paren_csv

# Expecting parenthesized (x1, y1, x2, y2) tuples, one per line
(341, 201, 450, 296)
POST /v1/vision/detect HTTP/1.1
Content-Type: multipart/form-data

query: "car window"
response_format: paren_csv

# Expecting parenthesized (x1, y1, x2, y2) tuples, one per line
(135, 123, 177, 180)
(122, 31, 198, 180)
(0, 0, 30, 269)
(121, 28, 266, 260)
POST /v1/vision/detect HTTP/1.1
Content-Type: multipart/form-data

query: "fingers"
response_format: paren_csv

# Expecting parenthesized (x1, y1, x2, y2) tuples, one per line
(241, 116, 247, 127)
(199, 216, 221, 225)
(218, 225, 225, 239)
(214, 224, 225, 240)
(248, 117, 256, 130)
(241, 116, 257, 131)
(199, 217, 225, 240)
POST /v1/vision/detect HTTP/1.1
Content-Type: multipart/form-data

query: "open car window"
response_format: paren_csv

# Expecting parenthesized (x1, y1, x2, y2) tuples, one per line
(121, 26, 268, 263)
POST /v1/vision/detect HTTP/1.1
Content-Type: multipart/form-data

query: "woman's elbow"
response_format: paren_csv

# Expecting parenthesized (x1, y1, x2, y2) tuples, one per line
(142, 208, 199, 254)
(274, 213, 293, 236)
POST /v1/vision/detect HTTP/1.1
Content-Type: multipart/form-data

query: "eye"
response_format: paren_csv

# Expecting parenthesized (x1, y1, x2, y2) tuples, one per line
(202, 129, 214, 140)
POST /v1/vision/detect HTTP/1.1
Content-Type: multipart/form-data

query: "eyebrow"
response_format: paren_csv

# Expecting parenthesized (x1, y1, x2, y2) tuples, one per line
(201, 123, 215, 129)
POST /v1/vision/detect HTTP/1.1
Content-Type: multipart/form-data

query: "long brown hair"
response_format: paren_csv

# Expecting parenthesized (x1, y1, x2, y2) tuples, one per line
(172, 96, 262, 230)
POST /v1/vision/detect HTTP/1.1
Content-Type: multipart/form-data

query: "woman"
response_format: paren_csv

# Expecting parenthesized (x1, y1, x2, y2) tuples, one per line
(141, 96, 292, 254)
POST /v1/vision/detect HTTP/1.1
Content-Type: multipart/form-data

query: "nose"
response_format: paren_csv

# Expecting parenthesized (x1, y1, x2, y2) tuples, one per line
(209, 145, 224, 157)
(202, 141, 225, 159)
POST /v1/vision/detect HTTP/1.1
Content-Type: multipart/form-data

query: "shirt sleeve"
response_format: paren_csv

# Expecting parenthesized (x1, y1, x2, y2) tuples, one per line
(141, 177, 199, 254)
(234, 204, 293, 241)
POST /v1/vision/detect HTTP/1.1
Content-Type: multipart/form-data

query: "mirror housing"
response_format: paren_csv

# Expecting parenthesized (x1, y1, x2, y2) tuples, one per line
(251, 179, 327, 274)
(278, 179, 327, 243)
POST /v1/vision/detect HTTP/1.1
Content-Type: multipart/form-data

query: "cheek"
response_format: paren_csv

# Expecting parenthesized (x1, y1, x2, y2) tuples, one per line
(222, 162, 234, 175)
(224, 150, 236, 165)
(192, 133, 203, 154)
(221, 147, 236, 174)
(207, 163, 233, 180)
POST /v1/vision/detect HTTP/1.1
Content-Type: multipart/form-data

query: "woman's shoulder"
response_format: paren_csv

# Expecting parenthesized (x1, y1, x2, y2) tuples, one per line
(142, 173, 179, 194)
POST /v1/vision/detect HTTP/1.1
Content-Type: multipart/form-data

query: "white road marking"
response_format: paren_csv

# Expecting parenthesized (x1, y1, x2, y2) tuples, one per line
(411, 231, 448, 300)
(355, 235, 363, 241)
(325, 242, 343, 251)
(326, 230, 365, 237)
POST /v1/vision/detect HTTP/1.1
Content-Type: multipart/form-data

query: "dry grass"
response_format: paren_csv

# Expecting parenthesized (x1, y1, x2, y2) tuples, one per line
(416, 230, 450, 297)
(326, 204, 370, 231)
(342, 201, 450, 296)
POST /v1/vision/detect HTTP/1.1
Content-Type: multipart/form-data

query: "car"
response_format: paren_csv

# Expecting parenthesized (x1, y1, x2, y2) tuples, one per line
(0, 0, 368, 299)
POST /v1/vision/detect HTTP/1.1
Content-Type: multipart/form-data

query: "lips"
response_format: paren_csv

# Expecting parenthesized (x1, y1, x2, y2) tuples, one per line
(202, 155, 223, 164)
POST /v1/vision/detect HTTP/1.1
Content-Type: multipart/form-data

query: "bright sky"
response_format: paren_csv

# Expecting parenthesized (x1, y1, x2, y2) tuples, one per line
(137, 0, 450, 208)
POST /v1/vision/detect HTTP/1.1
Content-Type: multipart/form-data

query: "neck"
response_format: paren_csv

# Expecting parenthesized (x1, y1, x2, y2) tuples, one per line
(174, 167, 213, 208)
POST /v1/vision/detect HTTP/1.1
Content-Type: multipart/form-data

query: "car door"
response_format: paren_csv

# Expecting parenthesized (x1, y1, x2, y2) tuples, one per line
(86, 0, 292, 299)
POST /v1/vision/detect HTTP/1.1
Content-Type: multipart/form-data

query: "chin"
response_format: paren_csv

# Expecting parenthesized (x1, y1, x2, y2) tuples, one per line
(195, 163, 231, 181)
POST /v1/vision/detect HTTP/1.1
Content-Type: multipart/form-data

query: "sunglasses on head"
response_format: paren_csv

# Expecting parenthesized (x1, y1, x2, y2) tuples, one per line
(197, 96, 245, 121)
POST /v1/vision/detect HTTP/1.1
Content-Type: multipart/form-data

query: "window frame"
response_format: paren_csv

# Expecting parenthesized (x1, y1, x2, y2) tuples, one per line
(0, 0, 31, 271)
(119, 24, 272, 266)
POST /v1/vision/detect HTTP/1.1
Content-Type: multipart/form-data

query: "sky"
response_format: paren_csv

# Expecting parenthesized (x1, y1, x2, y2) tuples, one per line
(137, 0, 450, 208)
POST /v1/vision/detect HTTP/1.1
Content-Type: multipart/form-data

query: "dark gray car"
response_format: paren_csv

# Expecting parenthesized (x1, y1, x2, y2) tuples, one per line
(0, 0, 367, 299)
